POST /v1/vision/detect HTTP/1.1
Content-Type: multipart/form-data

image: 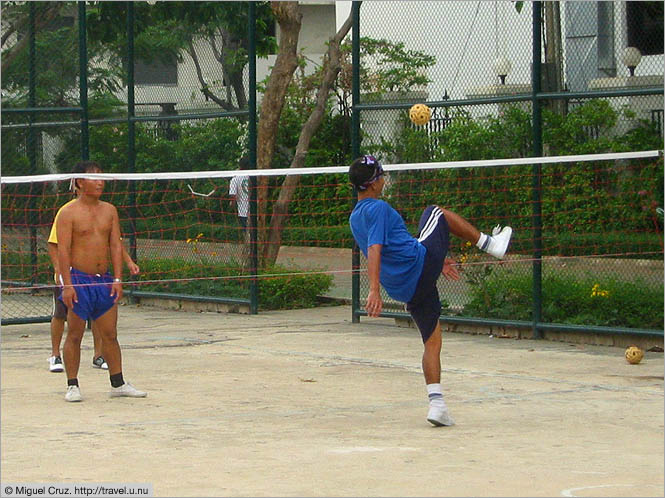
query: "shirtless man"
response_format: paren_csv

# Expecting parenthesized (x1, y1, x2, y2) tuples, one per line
(48, 195, 140, 373)
(57, 161, 146, 402)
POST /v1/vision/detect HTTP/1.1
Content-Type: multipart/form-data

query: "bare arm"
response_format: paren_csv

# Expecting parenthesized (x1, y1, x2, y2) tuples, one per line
(57, 209, 76, 307)
(366, 244, 383, 317)
(121, 240, 139, 275)
(47, 242, 59, 279)
(109, 206, 123, 301)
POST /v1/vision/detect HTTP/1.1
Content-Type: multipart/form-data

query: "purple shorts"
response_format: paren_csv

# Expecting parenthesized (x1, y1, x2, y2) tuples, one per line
(59, 268, 116, 321)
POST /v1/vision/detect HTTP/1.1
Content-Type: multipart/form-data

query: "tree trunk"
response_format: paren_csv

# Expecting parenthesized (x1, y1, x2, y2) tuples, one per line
(261, 11, 354, 266)
(188, 29, 248, 111)
(544, 1, 565, 116)
(256, 2, 302, 251)
(217, 27, 248, 110)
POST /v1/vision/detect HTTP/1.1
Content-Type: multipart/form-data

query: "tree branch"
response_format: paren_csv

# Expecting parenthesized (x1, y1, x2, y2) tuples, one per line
(262, 9, 354, 264)
(187, 39, 236, 111)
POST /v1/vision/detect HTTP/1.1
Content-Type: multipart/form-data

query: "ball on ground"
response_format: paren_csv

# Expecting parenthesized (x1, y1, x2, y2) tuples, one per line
(409, 103, 431, 126)
(625, 346, 644, 364)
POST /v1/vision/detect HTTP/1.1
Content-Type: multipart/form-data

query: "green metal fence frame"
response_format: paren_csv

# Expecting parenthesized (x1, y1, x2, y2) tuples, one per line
(115, 2, 260, 314)
(350, 0, 664, 339)
(1, 1, 259, 325)
(1, 1, 663, 334)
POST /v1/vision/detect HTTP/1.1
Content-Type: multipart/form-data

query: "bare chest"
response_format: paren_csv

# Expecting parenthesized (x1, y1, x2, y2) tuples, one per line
(71, 207, 113, 242)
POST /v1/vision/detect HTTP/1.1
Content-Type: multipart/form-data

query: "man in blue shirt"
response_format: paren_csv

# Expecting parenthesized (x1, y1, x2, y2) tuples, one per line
(349, 155, 512, 427)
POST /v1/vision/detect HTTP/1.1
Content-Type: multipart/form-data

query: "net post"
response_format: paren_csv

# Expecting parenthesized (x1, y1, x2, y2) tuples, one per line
(126, 1, 138, 300)
(531, 1, 544, 340)
(248, 1, 259, 315)
(28, 2, 38, 286)
(78, 1, 89, 160)
(350, 1, 361, 324)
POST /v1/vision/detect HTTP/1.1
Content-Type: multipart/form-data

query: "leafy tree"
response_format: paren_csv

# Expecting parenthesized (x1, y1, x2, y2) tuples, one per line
(86, 1, 276, 112)
(1, 2, 126, 107)
(257, 7, 438, 265)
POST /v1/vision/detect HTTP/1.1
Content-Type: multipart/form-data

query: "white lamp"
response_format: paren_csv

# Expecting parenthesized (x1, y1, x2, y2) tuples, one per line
(621, 47, 642, 77)
(493, 56, 512, 85)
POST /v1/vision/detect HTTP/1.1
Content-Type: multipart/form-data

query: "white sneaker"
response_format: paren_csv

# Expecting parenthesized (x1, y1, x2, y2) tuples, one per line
(110, 382, 147, 398)
(427, 405, 455, 427)
(65, 385, 82, 402)
(486, 225, 513, 259)
(49, 356, 64, 373)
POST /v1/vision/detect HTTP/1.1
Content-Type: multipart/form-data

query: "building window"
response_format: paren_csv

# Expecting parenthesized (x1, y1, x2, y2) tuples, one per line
(134, 56, 178, 86)
(627, 2, 664, 56)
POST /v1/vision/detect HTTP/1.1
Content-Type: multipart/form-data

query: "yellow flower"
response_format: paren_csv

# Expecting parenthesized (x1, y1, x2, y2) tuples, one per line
(591, 284, 609, 298)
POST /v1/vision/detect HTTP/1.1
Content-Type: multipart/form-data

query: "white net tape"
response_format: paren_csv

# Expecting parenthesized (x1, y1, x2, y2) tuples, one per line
(2, 150, 660, 184)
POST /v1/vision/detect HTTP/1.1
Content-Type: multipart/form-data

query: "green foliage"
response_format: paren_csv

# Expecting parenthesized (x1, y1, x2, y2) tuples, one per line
(135, 257, 332, 310)
(95, 118, 245, 173)
(135, 257, 247, 298)
(86, 1, 276, 110)
(0, 250, 52, 284)
(258, 266, 333, 310)
(2, 25, 78, 106)
(463, 271, 664, 330)
(375, 100, 663, 248)
(340, 37, 436, 101)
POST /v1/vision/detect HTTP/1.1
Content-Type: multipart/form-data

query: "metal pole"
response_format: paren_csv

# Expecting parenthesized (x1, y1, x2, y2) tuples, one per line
(127, 2, 138, 296)
(248, 1, 259, 314)
(28, 2, 38, 286)
(78, 2, 89, 160)
(351, 1, 361, 323)
(531, 1, 543, 339)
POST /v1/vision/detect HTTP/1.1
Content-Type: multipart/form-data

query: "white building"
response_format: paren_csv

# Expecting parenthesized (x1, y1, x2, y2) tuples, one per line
(335, 1, 663, 144)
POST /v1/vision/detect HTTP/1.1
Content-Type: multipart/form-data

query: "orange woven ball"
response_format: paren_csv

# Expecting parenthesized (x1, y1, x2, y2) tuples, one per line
(409, 103, 431, 126)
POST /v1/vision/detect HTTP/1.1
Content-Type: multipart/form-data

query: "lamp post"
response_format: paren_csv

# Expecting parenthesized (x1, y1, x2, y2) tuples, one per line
(621, 47, 642, 77)
(494, 56, 512, 85)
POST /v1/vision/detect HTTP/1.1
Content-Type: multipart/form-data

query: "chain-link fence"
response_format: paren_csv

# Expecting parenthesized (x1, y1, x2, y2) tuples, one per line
(351, 1, 663, 338)
(1, 1, 84, 323)
(1, 1, 254, 323)
(2, 1, 663, 337)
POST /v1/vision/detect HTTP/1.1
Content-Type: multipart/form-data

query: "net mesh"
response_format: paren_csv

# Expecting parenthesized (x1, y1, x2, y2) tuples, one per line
(1, 170, 354, 321)
(2, 151, 663, 328)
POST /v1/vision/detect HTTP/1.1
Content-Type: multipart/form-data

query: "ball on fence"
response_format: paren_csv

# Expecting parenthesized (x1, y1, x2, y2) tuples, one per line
(625, 346, 644, 364)
(409, 103, 431, 126)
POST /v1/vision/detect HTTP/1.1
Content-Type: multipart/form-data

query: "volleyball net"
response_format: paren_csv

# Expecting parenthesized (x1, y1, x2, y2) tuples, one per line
(2, 150, 663, 326)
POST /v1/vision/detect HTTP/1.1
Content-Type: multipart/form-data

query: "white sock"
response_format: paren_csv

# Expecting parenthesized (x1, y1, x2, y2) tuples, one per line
(476, 232, 491, 252)
(427, 383, 446, 407)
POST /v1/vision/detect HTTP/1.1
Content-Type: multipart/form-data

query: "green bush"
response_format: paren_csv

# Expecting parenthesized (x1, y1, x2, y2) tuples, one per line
(41, 98, 662, 259)
(134, 257, 332, 311)
(258, 266, 333, 310)
(463, 271, 664, 329)
(0, 251, 52, 284)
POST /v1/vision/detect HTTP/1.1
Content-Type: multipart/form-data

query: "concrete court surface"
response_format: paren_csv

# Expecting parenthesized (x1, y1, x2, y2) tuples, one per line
(1, 303, 663, 498)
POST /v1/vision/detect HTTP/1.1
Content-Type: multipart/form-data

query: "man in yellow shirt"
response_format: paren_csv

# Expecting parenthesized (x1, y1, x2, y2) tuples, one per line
(47, 196, 139, 372)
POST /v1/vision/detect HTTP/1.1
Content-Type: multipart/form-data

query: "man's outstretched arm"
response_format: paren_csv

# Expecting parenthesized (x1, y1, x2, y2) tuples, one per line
(366, 244, 383, 317)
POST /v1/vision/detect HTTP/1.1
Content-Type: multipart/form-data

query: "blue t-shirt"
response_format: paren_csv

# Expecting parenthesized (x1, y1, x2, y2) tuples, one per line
(349, 198, 425, 302)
